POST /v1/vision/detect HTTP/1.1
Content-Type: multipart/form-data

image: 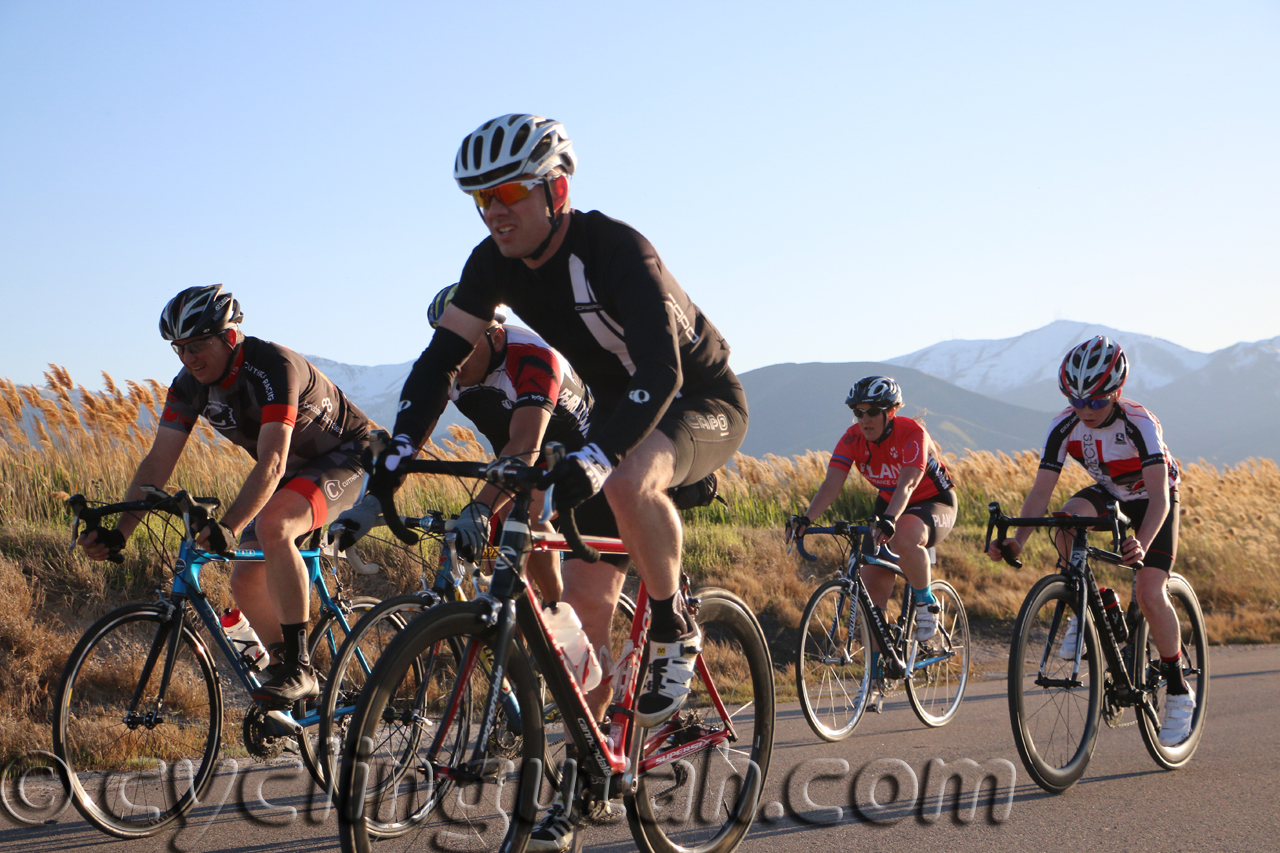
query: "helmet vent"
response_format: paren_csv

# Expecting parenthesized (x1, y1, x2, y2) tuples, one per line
(510, 122, 531, 156)
(472, 136, 484, 170)
(490, 127, 505, 163)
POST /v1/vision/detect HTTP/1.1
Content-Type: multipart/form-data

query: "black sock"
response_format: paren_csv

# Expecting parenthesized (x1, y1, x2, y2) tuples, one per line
(281, 622, 310, 672)
(649, 594, 687, 642)
(1161, 655, 1189, 695)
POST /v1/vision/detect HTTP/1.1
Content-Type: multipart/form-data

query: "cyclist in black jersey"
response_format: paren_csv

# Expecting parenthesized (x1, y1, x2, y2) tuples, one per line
(75, 285, 372, 706)
(369, 115, 747, 845)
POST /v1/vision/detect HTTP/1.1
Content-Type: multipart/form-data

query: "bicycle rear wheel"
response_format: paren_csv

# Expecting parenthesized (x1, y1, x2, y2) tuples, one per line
(1008, 575, 1101, 794)
(628, 588, 774, 853)
(52, 603, 223, 838)
(1134, 573, 1209, 769)
(796, 578, 871, 741)
(906, 580, 969, 727)
(336, 600, 543, 853)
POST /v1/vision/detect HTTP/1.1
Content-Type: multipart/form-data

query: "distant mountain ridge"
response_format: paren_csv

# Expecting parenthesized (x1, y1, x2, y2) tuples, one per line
(300, 320, 1280, 464)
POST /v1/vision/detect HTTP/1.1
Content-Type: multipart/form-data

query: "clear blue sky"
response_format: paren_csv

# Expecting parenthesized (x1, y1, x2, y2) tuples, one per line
(3, 1, 1278, 389)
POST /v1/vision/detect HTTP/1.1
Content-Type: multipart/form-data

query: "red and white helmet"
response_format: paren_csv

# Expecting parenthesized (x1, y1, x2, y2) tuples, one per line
(1059, 336, 1128, 400)
(453, 114, 576, 191)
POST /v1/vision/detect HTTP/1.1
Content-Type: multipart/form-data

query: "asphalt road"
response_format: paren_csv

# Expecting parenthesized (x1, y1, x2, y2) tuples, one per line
(4, 644, 1277, 853)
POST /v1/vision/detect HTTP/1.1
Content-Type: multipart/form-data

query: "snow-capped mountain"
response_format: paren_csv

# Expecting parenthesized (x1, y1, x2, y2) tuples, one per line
(887, 320, 1210, 412)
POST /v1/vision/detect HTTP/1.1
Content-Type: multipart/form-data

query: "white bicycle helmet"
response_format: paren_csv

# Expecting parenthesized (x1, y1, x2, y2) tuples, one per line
(1059, 336, 1128, 400)
(454, 114, 576, 191)
(159, 284, 242, 342)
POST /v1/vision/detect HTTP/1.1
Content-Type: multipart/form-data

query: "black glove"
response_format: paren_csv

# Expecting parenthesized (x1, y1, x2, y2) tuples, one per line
(96, 527, 127, 553)
(539, 443, 613, 512)
(329, 493, 383, 551)
(364, 433, 416, 495)
(454, 501, 493, 562)
(876, 515, 896, 540)
(200, 520, 237, 557)
(785, 514, 811, 542)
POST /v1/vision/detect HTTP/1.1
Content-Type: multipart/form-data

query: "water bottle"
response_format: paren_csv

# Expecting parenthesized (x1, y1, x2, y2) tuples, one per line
(220, 608, 269, 671)
(1098, 587, 1129, 644)
(543, 602, 602, 692)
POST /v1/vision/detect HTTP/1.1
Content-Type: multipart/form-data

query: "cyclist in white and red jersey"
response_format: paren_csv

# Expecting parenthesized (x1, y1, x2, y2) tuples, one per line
(76, 285, 372, 706)
(785, 376, 958, 641)
(986, 336, 1193, 747)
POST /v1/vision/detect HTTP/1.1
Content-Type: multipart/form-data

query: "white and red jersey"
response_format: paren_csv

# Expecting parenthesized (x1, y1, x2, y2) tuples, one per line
(449, 325, 592, 454)
(1039, 399, 1180, 501)
(829, 416, 954, 504)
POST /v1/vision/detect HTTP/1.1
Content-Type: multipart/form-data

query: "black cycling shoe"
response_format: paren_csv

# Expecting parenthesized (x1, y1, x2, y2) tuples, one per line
(252, 665, 319, 707)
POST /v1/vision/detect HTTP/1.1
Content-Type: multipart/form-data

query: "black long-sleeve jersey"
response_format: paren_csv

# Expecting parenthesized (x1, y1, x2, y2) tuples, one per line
(395, 210, 735, 464)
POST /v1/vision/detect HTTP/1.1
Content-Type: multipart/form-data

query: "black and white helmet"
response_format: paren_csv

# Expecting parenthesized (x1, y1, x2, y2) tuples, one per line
(846, 376, 903, 410)
(1059, 336, 1128, 400)
(159, 284, 243, 342)
(454, 114, 576, 191)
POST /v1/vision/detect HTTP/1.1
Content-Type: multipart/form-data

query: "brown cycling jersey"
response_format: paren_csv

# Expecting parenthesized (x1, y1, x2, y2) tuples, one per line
(159, 336, 372, 475)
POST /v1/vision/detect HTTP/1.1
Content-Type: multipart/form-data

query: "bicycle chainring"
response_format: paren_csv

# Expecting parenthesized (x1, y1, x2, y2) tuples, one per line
(1101, 672, 1132, 729)
(242, 705, 289, 761)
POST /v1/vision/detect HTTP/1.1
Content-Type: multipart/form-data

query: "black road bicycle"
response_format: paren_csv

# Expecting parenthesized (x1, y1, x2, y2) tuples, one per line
(987, 501, 1209, 794)
(794, 522, 970, 741)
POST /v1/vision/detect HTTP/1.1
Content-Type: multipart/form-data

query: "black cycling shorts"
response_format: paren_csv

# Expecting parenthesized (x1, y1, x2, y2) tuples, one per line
(643, 372, 749, 490)
(1072, 485, 1180, 572)
(242, 441, 366, 544)
(874, 489, 958, 549)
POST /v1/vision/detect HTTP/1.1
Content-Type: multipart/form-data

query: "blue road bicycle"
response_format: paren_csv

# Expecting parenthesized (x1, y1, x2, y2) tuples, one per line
(52, 486, 379, 838)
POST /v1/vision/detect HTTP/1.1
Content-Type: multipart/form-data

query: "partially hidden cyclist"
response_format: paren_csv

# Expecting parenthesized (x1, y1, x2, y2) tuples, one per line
(785, 376, 958, 642)
(985, 336, 1192, 747)
(337, 282, 606, 603)
(75, 285, 372, 706)
(364, 114, 747, 850)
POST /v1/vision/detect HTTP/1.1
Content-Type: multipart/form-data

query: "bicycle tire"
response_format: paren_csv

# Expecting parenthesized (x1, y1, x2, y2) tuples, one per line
(314, 593, 435, 794)
(336, 600, 543, 853)
(540, 591, 636, 801)
(1008, 575, 1102, 794)
(1133, 573, 1210, 769)
(627, 588, 774, 853)
(796, 578, 871, 741)
(52, 602, 223, 839)
(906, 580, 970, 727)
(296, 595, 381, 788)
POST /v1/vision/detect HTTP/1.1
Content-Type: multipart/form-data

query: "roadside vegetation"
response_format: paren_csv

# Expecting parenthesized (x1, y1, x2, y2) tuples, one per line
(3, 367, 1277, 761)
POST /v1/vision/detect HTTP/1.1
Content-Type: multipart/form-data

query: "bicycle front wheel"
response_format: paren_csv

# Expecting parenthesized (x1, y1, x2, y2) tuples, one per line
(52, 602, 223, 838)
(628, 588, 775, 853)
(1008, 575, 1101, 794)
(297, 595, 382, 789)
(336, 600, 543, 853)
(796, 578, 871, 741)
(906, 580, 970, 727)
(1134, 573, 1209, 769)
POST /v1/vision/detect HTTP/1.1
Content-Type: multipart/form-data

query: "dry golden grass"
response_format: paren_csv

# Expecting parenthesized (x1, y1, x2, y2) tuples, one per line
(3, 368, 1279, 763)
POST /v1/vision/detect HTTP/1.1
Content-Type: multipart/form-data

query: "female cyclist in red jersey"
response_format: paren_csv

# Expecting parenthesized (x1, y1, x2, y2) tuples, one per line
(785, 376, 958, 640)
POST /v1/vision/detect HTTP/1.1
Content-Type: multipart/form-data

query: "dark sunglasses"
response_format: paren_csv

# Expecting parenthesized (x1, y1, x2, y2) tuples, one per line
(852, 405, 888, 419)
(171, 335, 218, 358)
(1068, 396, 1113, 410)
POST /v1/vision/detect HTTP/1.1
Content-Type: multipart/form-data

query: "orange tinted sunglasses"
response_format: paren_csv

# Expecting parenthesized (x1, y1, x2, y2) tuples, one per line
(469, 178, 543, 211)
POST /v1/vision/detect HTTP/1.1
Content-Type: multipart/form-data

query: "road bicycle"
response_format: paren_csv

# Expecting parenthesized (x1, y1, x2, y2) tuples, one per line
(335, 447, 775, 853)
(986, 501, 1209, 794)
(52, 487, 378, 838)
(313, 507, 636, 829)
(793, 522, 969, 740)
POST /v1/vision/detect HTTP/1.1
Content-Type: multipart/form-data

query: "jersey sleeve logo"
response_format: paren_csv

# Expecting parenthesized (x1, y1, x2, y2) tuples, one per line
(903, 441, 920, 464)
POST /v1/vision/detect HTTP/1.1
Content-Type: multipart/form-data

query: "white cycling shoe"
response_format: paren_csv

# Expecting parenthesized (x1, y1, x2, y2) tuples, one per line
(1159, 691, 1196, 747)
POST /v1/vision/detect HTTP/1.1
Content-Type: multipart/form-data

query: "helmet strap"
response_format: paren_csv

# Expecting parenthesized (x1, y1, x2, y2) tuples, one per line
(521, 177, 565, 262)
(484, 326, 505, 375)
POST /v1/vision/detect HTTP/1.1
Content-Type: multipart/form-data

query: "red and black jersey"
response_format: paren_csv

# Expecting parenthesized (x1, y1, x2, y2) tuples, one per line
(450, 325, 593, 455)
(829, 416, 954, 504)
(1039, 399, 1180, 501)
(159, 336, 371, 476)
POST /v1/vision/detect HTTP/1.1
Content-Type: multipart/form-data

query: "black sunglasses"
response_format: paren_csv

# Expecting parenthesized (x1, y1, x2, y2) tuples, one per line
(1068, 396, 1113, 410)
(852, 405, 888, 419)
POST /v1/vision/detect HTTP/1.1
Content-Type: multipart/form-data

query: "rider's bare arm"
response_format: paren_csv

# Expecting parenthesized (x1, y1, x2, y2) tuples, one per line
(986, 467, 1061, 561)
(77, 427, 190, 560)
(219, 421, 293, 537)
